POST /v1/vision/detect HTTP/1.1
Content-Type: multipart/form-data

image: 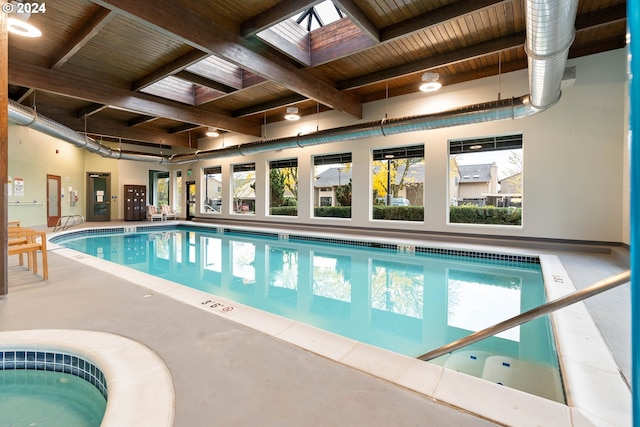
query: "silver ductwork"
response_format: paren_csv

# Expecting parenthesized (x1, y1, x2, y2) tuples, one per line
(8, 0, 578, 164)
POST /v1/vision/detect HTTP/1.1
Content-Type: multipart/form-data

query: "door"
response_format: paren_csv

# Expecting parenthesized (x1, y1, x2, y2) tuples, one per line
(86, 173, 111, 222)
(46, 175, 61, 227)
(186, 181, 196, 220)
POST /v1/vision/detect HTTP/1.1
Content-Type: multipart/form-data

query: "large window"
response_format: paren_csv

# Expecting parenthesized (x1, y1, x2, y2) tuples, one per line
(313, 153, 352, 218)
(203, 166, 222, 213)
(448, 134, 523, 226)
(371, 145, 424, 221)
(269, 158, 298, 216)
(149, 170, 169, 207)
(232, 163, 256, 214)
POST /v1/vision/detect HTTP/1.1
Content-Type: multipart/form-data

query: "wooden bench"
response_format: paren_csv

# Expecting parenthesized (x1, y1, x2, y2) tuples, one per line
(8, 228, 48, 280)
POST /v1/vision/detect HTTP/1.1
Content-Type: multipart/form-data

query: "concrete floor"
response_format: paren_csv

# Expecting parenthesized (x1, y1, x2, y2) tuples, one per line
(1, 222, 631, 426)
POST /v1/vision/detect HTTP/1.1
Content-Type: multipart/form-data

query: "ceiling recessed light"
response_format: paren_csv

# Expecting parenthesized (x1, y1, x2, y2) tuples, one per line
(284, 107, 300, 121)
(419, 72, 441, 92)
(7, 17, 42, 37)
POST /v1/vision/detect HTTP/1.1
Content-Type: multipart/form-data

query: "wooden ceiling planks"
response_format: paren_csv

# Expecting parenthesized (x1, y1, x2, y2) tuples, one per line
(6, 0, 628, 147)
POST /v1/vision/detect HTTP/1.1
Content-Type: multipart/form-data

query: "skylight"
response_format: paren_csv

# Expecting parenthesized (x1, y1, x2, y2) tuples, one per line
(292, 0, 344, 32)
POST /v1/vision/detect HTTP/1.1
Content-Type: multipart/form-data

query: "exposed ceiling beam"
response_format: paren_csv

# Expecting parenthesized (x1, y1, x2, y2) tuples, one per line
(50, 7, 115, 69)
(233, 94, 308, 118)
(93, 0, 362, 119)
(338, 3, 626, 91)
(132, 49, 210, 92)
(380, 0, 510, 42)
(9, 60, 262, 136)
(332, 0, 379, 42)
(174, 70, 237, 94)
(41, 111, 192, 148)
(240, 0, 321, 38)
(338, 33, 525, 90)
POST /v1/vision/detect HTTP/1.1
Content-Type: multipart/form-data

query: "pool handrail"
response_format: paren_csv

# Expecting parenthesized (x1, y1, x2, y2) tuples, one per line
(53, 215, 85, 232)
(417, 270, 631, 361)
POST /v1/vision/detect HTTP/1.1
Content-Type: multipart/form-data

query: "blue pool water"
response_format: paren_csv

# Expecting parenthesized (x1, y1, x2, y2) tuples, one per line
(55, 226, 564, 402)
(0, 369, 106, 426)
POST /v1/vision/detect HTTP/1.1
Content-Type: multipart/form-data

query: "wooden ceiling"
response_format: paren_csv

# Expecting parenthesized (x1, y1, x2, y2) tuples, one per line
(7, 0, 627, 150)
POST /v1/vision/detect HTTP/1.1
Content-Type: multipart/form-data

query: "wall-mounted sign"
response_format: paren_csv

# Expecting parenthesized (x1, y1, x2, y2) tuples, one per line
(14, 177, 24, 197)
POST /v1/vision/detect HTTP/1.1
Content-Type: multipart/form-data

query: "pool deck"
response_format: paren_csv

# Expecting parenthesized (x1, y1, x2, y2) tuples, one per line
(1, 220, 631, 427)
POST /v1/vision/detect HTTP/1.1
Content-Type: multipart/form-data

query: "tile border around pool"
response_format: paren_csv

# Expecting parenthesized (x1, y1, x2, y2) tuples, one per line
(48, 223, 631, 427)
(0, 329, 175, 427)
(0, 349, 108, 399)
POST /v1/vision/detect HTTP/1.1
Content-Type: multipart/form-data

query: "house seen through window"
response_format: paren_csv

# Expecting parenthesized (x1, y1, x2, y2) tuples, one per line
(448, 134, 523, 226)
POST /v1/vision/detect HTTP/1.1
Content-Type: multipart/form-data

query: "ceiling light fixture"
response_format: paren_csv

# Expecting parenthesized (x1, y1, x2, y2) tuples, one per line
(284, 107, 300, 121)
(419, 72, 441, 93)
(206, 127, 219, 137)
(6, 2, 42, 37)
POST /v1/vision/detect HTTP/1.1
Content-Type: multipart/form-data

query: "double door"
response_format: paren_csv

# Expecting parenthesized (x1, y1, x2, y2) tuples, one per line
(124, 185, 147, 221)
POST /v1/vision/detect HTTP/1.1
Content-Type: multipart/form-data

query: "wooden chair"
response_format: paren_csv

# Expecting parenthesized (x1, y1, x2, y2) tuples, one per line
(8, 228, 48, 280)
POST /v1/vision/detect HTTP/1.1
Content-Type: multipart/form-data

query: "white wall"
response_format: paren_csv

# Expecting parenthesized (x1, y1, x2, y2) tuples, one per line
(8, 125, 85, 227)
(8, 49, 628, 243)
(191, 49, 628, 243)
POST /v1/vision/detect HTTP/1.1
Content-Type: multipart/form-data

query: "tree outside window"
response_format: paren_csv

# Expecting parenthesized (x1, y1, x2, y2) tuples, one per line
(269, 158, 298, 216)
(371, 145, 424, 221)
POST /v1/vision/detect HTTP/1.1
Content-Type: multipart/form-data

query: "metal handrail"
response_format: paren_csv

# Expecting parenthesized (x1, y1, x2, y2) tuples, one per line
(417, 270, 631, 362)
(53, 215, 85, 232)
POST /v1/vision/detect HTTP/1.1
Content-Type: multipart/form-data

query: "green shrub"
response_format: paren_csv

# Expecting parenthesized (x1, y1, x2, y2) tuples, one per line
(449, 205, 521, 225)
(269, 206, 298, 216)
(372, 206, 424, 221)
(314, 206, 352, 218)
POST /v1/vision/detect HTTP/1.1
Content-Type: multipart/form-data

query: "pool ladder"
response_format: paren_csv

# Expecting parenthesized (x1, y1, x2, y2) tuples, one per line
(53, 215, 85, 232)
(418, 270, 631, 361)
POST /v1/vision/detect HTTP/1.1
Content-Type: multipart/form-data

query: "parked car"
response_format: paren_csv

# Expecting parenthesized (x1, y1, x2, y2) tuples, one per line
(391, 198, 411, 206)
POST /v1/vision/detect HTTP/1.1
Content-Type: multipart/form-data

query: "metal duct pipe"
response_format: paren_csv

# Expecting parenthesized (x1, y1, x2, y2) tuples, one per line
(525, 0, 579, 109)
(170, 96, 536, 163)
(8, 99, 169, 164)
(8, 0, 576, 165)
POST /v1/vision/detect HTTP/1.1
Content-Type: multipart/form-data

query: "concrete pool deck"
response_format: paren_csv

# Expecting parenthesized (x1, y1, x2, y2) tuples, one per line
(1, 221, 631, 426)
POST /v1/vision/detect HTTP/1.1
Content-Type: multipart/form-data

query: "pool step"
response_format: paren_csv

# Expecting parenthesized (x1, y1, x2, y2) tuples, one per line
(439, 351, 564, 402)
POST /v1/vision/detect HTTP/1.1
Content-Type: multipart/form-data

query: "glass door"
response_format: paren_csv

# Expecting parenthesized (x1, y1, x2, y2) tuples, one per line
(186, 181, 196, 220)
(46, 175, 61, 227)
(86, 172, 111, 222)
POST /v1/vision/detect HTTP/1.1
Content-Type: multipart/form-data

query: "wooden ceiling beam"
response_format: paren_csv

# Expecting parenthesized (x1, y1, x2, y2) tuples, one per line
(9, 60, 262, 136)
(339, 2, 627, 91)
(380, 0, 510, 42)
(93, 0, 362, 119)
(174, 70, 237, 94)
(240, 0, 321, 38)
(233, 94, 308, 118)
(132, 49, 210, 92)
(338, 33, 525, 90)
(50, 7, 115, 69)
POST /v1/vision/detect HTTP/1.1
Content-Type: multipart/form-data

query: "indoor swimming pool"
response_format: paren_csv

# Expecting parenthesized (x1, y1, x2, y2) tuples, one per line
(53, 224, 564, 402)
